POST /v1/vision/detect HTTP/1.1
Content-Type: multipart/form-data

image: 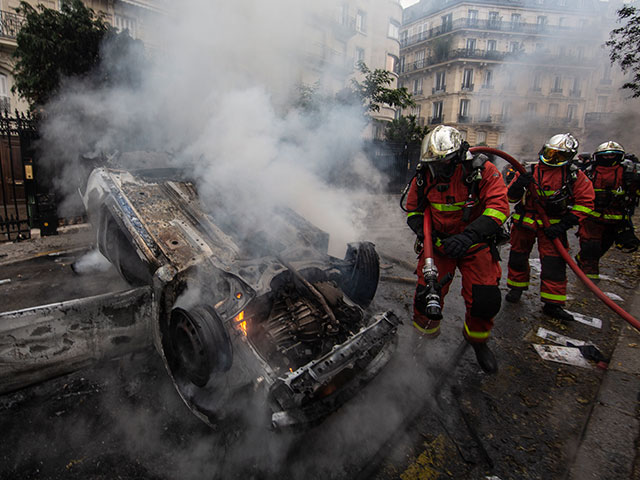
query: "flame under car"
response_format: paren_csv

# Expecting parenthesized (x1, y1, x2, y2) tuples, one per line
(82, 166, 399, 428)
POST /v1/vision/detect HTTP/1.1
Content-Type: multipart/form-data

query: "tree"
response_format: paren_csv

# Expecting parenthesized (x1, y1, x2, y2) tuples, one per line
(384, 115, 429, 144)
(338, 61, 415, 114)
(607, 5, 640, 98)
(13, 0, 144, 109)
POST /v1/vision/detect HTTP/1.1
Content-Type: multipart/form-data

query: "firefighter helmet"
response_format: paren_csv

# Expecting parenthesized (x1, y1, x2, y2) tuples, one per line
(539, 133, 579, 167)
(593, 141, 625, 167)
(421, 125, 464, 163)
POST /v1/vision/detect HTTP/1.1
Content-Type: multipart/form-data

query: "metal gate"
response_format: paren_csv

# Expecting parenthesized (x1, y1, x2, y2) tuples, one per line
(366, 141, 421, 193)
(0, 112, 38, 242)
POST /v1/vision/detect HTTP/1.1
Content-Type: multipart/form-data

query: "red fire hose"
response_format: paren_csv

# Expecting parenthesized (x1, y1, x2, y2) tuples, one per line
(470, 146, 640, 330)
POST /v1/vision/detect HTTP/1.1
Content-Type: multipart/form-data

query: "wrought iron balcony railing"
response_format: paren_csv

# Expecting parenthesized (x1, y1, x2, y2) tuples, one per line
(0, 10, 24, 40)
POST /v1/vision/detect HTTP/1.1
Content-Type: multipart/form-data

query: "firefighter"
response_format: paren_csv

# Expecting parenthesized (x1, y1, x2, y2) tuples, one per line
(576, 141, 640, 280)
(505, 133, 595, 322)
(405, 125, 509, 374)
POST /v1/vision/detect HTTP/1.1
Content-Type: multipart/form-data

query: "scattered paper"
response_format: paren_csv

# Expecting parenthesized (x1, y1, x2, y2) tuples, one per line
(0, 278, 10, 285)
(529, 258, 541, 273)
(598, 274, 633, 289)
(564, 311, 602, 329)
(604, 292, 624, 302)
(533, 344, 592, 368)
(536, 327, 591, 347)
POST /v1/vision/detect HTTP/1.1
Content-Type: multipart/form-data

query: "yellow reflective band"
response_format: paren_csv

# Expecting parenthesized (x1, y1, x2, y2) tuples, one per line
(594, 188, 626, 195)
(603, 214, 624, 220)
(507, 279, 529, 288)
(482, 208, 507, 223)
(541, 292, 567, 301)
(412, 321, 440, 335)
(586, 273, 600, 280)
(536, 189, 556, 197)
(464, 322, 490, 339)
(435, 238, 442, 247)
(536, 218, 561, 225)
(571, 205, 592, 214)
(513, 213, 536, 225)
(431, 202, 465, 212)
(407, 212, 424, 218)
(589, 211, 602, 217)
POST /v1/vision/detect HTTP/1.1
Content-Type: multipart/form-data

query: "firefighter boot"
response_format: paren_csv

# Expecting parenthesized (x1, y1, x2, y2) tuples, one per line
(542, 303, 574, 322)
(505, 288, 523, 303)
(470, 342, 498, 374)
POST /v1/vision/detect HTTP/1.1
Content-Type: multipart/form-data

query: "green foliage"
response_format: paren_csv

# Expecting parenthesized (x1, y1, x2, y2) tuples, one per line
(384, 115, 429, 144)
(13, 0, 144, 109)
(340, 61, 415, 114)
(607, 6, 640, 98)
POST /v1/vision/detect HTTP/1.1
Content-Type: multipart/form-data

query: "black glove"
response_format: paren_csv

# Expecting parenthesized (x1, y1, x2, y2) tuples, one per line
(442, 231, 475, 258)
(407, 214, 424, 240)
(507, 172, 533, 199)
(545, 213, 579, 239)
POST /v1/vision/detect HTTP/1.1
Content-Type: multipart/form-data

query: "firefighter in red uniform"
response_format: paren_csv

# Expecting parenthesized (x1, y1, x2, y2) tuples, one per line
(505, 133, 595, 322)
(405, 125, 509, 373)
(576, 141, 640, 279)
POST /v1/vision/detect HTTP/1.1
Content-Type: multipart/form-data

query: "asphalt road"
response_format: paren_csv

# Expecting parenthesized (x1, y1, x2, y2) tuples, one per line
(0, 196, 638, 480)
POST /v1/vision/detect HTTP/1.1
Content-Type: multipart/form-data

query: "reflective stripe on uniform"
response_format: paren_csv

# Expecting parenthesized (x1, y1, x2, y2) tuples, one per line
(571, 205, 592, 214)
(541, 292, 566, 302)
(603, 214, 625, 220)
(464, 322, 490, 339)
(536, 189, 556, 197)
(431, 202, 466, 212)
(413, 321, 440, 335)
(512, 213, 536, 225)
(482, 208, 507, 224)
(586, 273, 600, 280)
(407, 211, 424, 218)
(507, 278, 529, 288)
(594, 188, 626, 195)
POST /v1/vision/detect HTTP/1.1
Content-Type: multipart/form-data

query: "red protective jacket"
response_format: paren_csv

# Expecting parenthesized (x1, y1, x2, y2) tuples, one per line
(406, 160, 509, 246)
(587, 165, 635, 223)
(508, 162, 594, 228)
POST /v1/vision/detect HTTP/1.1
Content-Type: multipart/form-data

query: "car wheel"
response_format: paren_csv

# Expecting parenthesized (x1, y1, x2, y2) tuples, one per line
(340, 241, 380, 308)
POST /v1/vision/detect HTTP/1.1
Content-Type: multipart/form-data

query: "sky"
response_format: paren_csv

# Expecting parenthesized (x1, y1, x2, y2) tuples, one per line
(401, 0, 420, 7)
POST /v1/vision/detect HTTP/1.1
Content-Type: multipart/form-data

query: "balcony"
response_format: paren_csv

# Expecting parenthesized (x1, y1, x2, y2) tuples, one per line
(461, 83, 474, 92)
(569, 89, 581, 98)
(599, 78, 613, 85)
(481, 84, 495, 90)
(585, 112, 614, 126)
(477, 115, 492, 123)
(429, 115, 444, 125)
(549, 88, 564, 95)
(400, 17, 588, 48)
(412, 89, 423, 96)
(457, 115, 471, 123)
(432, 85, 446, 94)
(0, 10, 24, 40)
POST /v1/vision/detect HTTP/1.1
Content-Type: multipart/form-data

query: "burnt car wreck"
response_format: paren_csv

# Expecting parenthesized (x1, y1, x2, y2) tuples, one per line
(81, 162, 399, 428)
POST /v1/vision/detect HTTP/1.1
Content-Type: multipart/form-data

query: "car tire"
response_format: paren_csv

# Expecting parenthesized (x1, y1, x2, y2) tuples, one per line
(340, 241, 380, 308)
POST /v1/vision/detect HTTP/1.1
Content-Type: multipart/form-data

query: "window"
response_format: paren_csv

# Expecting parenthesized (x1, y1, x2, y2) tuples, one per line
(114, 14, 137, 37)
(432, 101, 444, 120)
(509, 41, 520, 53)
(527, 103, 537, 116)
(502, 101, 512, 120)
(415, 49, 425, 66)
(536, 43, 544, 52)
(442, 13, 453, 31)
(337, 3, 348, 24)
(466, 38, 477, 51)
(506, 73, 515, 90)
(533, 73, 542, 91)
(459, 130, 468, 141)
(597, 96, 608, 112)
(537, 16, 547, 29)
(559, 0, 567, 5)
(577, 47, 584, 60)
(477, 131, 487, 144)
(479, 100, 491, 120)
(559, 17, 566, 27)
(459, 99, 470, 117)
(356, 10, 367, 33)
(567, 104, 577, 120)
(462, 68, 474, 89)
(552, 75, 562, 93)
(484, 70, 493, 87)
(387, 54, 399, 74)
(488, 12, 500, 27)
(435, 71, 446, 91)
(413, 78, 423, 95)
(400, 56, 406, 73)
(388, 20, 400, 40)
(411, 105, 421, 117)
(548, 103, 558, 117)
(468, 9, 478, 25)
(511, 13, 521, 29)
(400, 30, 408, 44)
(487, 40, 497, 51)
(0, 74, 9, 112)
(355, 47, 365, 65)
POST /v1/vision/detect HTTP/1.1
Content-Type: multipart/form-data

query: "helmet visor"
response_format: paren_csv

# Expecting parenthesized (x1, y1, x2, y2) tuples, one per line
(595, 151, 624, 167)
(540, 146, 575, 166)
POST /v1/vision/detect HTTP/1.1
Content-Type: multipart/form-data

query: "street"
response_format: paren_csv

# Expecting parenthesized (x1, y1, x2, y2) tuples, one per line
(0, 196, 639, 480)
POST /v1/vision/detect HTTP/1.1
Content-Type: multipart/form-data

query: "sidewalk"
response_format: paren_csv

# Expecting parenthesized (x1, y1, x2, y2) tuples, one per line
(568, 284, 640, 479)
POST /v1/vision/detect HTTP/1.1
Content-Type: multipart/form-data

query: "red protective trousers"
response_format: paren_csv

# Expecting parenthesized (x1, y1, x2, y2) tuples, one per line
(413, 245, 502, 343)
(507, 224, 569, 304)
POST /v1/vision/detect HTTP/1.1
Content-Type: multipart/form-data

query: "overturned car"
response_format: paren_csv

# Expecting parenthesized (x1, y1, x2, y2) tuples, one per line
(82, 164, 399, 428)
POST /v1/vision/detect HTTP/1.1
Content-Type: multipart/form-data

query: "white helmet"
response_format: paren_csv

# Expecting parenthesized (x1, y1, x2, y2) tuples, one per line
(421, 125, 464, 163)
(539, 133, 579, 167)
(593, 141, 625, 166)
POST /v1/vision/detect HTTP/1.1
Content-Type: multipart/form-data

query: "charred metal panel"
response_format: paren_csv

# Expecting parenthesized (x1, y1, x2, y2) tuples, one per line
(0, 287, 152, 394)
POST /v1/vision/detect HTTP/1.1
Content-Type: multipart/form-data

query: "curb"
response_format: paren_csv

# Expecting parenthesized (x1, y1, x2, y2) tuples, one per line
(567, 284, 640, 480)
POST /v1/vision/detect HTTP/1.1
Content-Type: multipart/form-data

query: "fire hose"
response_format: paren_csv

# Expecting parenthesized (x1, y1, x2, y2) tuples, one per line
(470, 146, 640, 330)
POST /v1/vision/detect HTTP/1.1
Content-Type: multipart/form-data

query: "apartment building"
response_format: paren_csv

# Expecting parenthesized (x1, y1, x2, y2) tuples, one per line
(399, 0, 629, 155)
(0, 0, 164, 113)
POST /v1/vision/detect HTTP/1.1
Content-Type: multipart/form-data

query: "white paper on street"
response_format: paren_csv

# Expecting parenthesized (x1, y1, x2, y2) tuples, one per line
(533, 344, 592, 368)
(604, 291, 624, 302)
(564, 310, 603, 329)
(536, 327, 591, 347)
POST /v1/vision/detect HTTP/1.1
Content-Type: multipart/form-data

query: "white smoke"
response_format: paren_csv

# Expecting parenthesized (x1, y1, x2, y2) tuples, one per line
(39, 0, 386, 255)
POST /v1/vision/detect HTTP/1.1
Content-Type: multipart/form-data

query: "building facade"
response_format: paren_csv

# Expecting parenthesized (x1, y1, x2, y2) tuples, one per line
(399, 0, 633, 155)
